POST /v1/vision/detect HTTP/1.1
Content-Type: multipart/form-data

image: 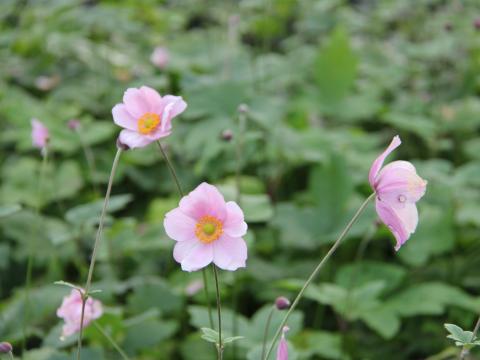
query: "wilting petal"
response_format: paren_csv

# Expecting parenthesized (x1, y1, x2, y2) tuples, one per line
(376, 199, 418, 250)
(223, 202, 247, 237)
(179, 183, 227, 220)
(376, 164, 427, 205)
(123, 88, 149, 118)
(181, 243, 214, 272)
(118, 129, 153, 149)
(212, 235, 247, 271)
(112, 104, 137, 130)
(164, 208, 196, 241)
(277, 326, 290, 360)
(369, 135, 401, 188)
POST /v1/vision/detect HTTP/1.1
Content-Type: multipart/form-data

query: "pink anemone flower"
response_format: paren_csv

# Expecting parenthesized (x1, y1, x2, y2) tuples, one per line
(31, 118, 49, 150)
(150, 46, 170, 69)
(164, 182, 248, 272)
(112, 86, 187, 149)
(56, 289, 103, 338)
(369, 135, 427, 250)
(277, 326, 289, 360)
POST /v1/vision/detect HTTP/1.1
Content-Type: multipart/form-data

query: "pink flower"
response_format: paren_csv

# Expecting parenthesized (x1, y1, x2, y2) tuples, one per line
(112, 86, 187, 149)
(369, 135, 427, 250)
(31, 119, 49, 150)
(150, 46, 170, 69)
(68, 119, 81, 131)
(164, 183, 248, 272)
(276, 326, 289, 360)
(56, 289, 103, 338)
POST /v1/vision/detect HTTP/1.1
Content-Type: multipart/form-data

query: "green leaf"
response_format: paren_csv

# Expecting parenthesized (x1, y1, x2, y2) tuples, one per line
(200, 327, 219, 343)
(0, 204, 21, 218)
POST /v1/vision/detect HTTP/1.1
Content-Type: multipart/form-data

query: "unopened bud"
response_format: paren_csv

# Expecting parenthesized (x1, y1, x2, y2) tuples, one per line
(68, 119, 81, 131)
(116, 138, 130, 151)
(238, 103, 249, 114)
(220, 129, 233, 142)
(0, 342, 12, 353)
(275, 296, 290, 310)
(474, 18, 480, 30)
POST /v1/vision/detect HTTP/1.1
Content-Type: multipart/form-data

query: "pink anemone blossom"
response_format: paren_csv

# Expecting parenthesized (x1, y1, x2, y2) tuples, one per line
(369, 135, 427, 250)
(164, 182, 248, 272)
(277, 326, 289, 360)
(112, 86, 187, 149)
(150, 46, 170, 69)
(31, 119, 49, 150)
(56, 289, 103, 338)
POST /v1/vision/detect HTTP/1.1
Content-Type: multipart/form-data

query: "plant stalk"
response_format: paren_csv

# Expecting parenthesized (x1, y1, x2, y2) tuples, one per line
(261, 305, 276, 360)
(459, 316, 480, 359)
(263, 193, 375, 360)
(213, 265, 223, 360)
(93, 322, 130, 360)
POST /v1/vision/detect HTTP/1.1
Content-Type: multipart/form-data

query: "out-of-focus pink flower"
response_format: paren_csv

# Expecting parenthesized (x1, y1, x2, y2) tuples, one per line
(35, 75, 60, 91)
(112, 86, 187, 149)
(369, 135, 427, 250)
(56, 289, 103, 338)
(164, 182, 248, 272)
(31, 119, 49, 150)
(276, 326, 289, 360)
(275, 296, 291, 310)
(68, 119, 81, 131)
(0, 342, 12, 354)
(150, 47, 170, 69)
(185, 279, 204, 296)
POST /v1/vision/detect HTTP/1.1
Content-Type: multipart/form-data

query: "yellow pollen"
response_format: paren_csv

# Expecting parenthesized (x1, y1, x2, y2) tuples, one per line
(138, 112, 160, 134)
(195, 215, 223, 244)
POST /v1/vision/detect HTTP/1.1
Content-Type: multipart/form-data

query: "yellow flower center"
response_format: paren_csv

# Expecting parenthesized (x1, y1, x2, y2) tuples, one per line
(195, 215, 223, 244)
(138, 112, 160, 135)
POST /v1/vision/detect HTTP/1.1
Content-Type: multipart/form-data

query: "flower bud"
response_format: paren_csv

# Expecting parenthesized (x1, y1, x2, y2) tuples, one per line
(474, 18, 480, 30)
(116, 137, 130, 151)
(68, 119, 81, 131)
(0, 342, 12, 353)
(237, 103, 249, 114)
(220, 129, 233, 142)
(275, 296, 291, 310)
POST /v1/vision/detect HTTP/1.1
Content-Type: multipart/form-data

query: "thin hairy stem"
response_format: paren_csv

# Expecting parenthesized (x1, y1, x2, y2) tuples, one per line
(261, 305, 276, 360)
(263, 193, 375, 360)
(459, 316, 480, 359)
(202, 269, 214, 329)
(22, 147, 49, 355)
(213, 265, 223, 360)
(93, 322, 130, 360)
(76, 148, 122, 360)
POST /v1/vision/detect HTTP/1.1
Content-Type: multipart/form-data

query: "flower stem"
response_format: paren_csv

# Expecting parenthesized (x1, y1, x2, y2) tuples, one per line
(93, 322, 130, 360)
(459, 316, 480, 359)
(76, 148, 123, 360)
(76, 129, 99, 195)
(22, 147, 49, 355)
(156, 141, 215, 330)
(263, 193, 375, 360)
(261, 305, 276, 360)
(213, 265, 223, 360)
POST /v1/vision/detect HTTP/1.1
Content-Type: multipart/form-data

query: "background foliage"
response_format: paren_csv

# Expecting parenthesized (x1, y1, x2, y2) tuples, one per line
(1, 0, 480, 359)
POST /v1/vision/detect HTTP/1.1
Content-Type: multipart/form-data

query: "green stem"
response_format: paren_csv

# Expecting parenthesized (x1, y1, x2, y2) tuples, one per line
(213, 265, 223, 360)
(76, 148, 123, 360)
(93, 322, 130, 360)
(156, 141, 215, 331)
(263, 193, 375, 360)
(261, 305, 276, 360)
(459, 316, 480, 359)
(76, 130, 99, 195)
(22, 147, 49, 356)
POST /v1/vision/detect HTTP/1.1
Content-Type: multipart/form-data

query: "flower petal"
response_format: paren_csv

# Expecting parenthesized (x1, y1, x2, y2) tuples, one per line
(173, 238, 199, 263)
(223, 201, 247, 237)
(179, 182, 227, 220)
(369, 135, 401, 188)
(164, 208, 197, 241)
(277, 326, 290, 360)
(123, 87, 149, 118)
(181, 242, 214, 272)
(140, 86, 163, 112)
(212, 235, 247, 271)
(112, 104, 137, 130)
(118, 129, 152, 149)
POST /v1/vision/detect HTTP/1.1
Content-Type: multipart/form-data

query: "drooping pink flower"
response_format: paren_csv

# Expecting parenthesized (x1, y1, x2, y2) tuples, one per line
(164, 182, 248, 272)
(112, 86, 187, 149)
(56, 289, 103, 338)
(276, 326, 289, 360)
(369, 135, 427, 250)
(150, 46, 170, 69)
(31, 119, 49, 150)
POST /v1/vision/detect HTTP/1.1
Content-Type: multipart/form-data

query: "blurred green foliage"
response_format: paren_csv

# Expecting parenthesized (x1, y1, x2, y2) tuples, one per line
(1, 0, 480, 359)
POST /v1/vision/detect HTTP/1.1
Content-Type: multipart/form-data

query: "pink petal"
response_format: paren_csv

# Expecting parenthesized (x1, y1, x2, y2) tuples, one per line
(369, 135, 401, 188)
(376, 198, 418, 250)
(140, 86, 163, 112)
(112, 104, 138, 131)
(179, 183, 227, 221)
(223, 202, 247, 237)
(123, 88, 150, 118)
(118, 129, 152, 149)
(164, 208, 197, 241)
(212, 235, 247, 271)
(159, 95, 187, 119)
(180, 242, 214, 272)
(276, 326, 289, 360)
(173, 239, 199, 263)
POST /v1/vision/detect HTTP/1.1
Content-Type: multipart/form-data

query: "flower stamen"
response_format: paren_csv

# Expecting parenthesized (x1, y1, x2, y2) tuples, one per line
(138, 112, 160, 134)
(196, 215, 223, 244)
